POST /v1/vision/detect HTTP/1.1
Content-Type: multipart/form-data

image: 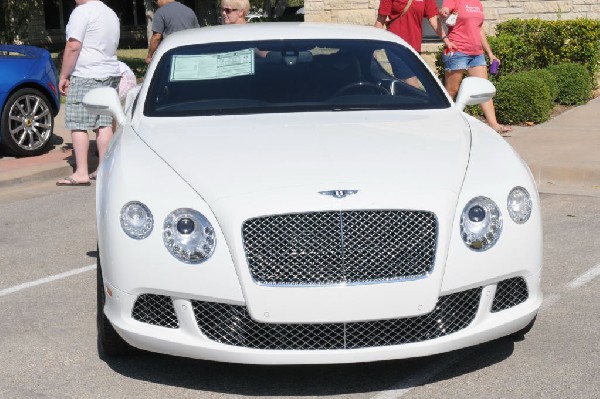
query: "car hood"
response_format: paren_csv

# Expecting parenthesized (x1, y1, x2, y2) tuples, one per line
(136, 109, 471, 207)
(134, 109, 474, 322)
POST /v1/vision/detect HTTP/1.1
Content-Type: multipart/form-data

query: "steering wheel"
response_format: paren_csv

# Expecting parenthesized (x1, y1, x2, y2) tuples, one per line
(334, 81, 390, 97)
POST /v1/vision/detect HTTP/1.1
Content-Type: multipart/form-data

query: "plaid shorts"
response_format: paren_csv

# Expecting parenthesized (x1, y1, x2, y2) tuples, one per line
(65, 75, 121, 130)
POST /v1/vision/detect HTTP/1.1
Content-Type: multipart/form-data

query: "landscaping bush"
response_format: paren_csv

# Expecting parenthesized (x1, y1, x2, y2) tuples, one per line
(532, 68, 560, 103)
(486, 34, 537, 76)
(495, 19, 600, 80)
(494, 71, 553, 125)
(546, 63, 592, 105)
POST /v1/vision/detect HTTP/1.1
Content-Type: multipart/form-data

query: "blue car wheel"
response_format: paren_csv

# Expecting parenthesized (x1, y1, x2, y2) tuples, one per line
(1, 87, 54, 156)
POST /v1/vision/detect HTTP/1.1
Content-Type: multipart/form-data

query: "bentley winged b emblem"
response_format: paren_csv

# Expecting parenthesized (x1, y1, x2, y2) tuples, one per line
(319, 189, 359, 199)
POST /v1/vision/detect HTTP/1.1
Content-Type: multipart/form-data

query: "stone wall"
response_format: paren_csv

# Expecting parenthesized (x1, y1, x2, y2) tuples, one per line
(304, 0, 600, 34)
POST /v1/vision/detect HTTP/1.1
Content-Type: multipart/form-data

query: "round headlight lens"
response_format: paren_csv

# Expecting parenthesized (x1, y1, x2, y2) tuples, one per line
(163, 208, 216, 264)
(460, 196, 502, 251)
(120, 201, 154, 239)
(507, 186, 532, 224)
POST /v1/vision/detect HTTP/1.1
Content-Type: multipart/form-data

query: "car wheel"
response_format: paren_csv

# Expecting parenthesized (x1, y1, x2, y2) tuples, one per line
(97, 247, 132, 357)
(1, 88, 54, 156)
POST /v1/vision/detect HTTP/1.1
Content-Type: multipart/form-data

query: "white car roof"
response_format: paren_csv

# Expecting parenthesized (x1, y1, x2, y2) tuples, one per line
(157, 22, 409, 54)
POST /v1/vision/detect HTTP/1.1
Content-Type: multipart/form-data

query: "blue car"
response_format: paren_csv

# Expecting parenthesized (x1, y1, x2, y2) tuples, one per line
(0, 44, 60, 156)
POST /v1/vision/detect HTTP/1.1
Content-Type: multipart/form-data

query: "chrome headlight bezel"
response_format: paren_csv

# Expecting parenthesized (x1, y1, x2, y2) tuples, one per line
(163, 208, 216, 264)
(460, 196, 503, 251)
(120, 201, 154, 239)
(507, 186, 533, 224)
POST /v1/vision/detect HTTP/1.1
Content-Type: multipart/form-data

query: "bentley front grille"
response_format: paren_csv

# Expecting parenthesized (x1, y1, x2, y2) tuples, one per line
(132, 294, 179, 328)
(242, 210, 437, 285)
(491, 277, 529, 313)
(192, 288, 481, 350)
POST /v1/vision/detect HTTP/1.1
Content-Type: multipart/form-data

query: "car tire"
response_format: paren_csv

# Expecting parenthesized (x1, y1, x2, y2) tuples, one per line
(97, 247, 133, 357)
(1, 88, 54, 156)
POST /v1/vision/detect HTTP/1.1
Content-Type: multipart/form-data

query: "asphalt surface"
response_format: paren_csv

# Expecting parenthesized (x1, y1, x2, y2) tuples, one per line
(1, 97, 599, 195)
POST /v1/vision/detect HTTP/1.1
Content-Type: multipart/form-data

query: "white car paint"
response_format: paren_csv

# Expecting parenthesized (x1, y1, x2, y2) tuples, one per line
(86, 23, 542, 364)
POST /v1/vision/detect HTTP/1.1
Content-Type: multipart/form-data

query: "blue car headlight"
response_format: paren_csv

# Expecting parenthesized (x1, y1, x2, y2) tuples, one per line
(460, 196, 503, 251)
(163, 208, 216, 264)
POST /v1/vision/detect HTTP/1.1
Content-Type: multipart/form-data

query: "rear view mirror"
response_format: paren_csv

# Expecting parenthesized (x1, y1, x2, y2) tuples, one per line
(82, 87, 125, 126)
(266, 50, 313, 65)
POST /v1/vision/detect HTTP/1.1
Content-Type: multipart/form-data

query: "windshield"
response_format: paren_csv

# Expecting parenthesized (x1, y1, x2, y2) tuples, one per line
(144, 39, 450, 117)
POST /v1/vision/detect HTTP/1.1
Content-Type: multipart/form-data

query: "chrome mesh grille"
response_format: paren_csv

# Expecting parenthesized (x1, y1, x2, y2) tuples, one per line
(132, 294, 179, 328)
(192, 288, 480, 350)
(242, 210, 437, 285)
(491, 277, 529, 313)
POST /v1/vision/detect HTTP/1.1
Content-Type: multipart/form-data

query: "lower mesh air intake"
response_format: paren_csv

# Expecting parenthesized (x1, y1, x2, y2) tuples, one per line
(192, 288, 481, 350)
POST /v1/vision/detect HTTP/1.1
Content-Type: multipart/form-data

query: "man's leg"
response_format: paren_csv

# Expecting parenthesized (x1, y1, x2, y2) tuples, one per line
(95, 125, 113, 163)
(56, 129, 90, 184)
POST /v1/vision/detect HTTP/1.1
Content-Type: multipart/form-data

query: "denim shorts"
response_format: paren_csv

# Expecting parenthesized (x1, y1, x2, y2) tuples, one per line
(442, 51, 487, 71)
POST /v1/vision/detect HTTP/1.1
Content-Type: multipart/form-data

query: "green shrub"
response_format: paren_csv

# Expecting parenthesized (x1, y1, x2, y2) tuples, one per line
(494, 71, 552, 125)
(486, 34, 537, 76)
(532, 69, 560, 102)
(546, 63, 592, 105)
(495, 19, 600, 80)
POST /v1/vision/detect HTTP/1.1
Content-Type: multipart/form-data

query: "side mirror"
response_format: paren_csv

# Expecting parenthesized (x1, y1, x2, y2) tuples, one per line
(82, 87, 126, 126)
(454, 76, 496, 111)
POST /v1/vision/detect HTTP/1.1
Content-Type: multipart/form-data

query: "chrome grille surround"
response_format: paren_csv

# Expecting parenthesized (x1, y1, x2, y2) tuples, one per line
(242, 210, 438, 286)
(192, 288, 481, 350)
(491, 277, 529, 313)
(132, 294, 179, 328)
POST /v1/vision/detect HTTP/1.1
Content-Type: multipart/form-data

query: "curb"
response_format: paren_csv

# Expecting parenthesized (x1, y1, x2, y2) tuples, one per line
(0, 164, 74, 188)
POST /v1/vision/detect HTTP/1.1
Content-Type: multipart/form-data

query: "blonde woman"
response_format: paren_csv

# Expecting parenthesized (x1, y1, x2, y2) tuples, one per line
(221, 0, 250, 24)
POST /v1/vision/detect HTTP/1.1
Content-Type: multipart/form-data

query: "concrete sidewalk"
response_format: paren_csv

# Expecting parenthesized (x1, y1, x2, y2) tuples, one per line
(1, 98, 599, 194)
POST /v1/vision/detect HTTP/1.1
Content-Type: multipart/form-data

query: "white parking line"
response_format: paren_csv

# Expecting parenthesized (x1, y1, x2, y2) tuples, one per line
(0, 264, 96, 297)
(371, 352, 468, 398)
(371, 263, 600, 398)
(567, 263, 600, 289)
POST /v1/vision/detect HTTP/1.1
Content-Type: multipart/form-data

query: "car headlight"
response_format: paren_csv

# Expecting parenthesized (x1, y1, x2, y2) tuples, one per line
(460, 196, 503, 251)
(163, 208, 216, 264)
(507, 186, 532, 224)
(120, 201, 154, 239)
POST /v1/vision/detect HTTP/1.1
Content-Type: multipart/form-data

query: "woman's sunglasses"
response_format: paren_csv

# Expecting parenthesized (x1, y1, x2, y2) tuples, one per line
(221, 7, 238, 14)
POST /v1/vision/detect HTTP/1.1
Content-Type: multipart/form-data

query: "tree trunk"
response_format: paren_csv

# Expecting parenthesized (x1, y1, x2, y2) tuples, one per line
(273, 0, 288, 18)
(145, 0, 155, 46)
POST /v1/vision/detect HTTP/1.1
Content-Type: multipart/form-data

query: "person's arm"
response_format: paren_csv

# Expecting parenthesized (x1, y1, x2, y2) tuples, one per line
(428, 15, 456, 51)
(146, 32, 163, 64)
(58, 38, 82, 96)
(374, 14, 387, 29)
(480, 27, 496, 61)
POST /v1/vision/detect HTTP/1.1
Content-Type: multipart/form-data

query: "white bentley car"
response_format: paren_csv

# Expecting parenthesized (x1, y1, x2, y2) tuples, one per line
(85, 23, 542, 364)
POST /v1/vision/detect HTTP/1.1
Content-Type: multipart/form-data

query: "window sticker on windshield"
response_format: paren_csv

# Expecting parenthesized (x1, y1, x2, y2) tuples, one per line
(170, 48, 255, 81)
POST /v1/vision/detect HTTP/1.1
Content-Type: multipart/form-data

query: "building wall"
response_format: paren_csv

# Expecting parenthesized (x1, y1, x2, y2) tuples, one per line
(304, 0, 600, 33)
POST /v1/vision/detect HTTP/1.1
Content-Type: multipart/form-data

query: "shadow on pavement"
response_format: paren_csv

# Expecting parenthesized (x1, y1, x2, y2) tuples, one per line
(100, 339, 514, 395)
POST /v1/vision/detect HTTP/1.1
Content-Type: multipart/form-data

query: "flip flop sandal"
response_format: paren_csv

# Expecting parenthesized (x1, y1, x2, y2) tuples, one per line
(89, 172, 97, 180)
(56, 176, 91, 186)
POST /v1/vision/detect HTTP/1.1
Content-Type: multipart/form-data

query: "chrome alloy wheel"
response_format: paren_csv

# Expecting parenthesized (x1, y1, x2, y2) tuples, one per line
(5, 90, 53, 155)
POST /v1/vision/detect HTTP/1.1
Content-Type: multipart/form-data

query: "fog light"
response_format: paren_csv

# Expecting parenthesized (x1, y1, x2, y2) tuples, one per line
(507, 186, 532, 224)
(120, 201, 153, 239)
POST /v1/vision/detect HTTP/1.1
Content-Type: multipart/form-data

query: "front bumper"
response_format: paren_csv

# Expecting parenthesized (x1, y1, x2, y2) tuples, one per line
(102, 271, 542, 365)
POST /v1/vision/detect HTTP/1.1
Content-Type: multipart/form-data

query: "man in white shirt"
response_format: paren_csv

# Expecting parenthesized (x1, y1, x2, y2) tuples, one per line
(57, 0, 121, 186)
